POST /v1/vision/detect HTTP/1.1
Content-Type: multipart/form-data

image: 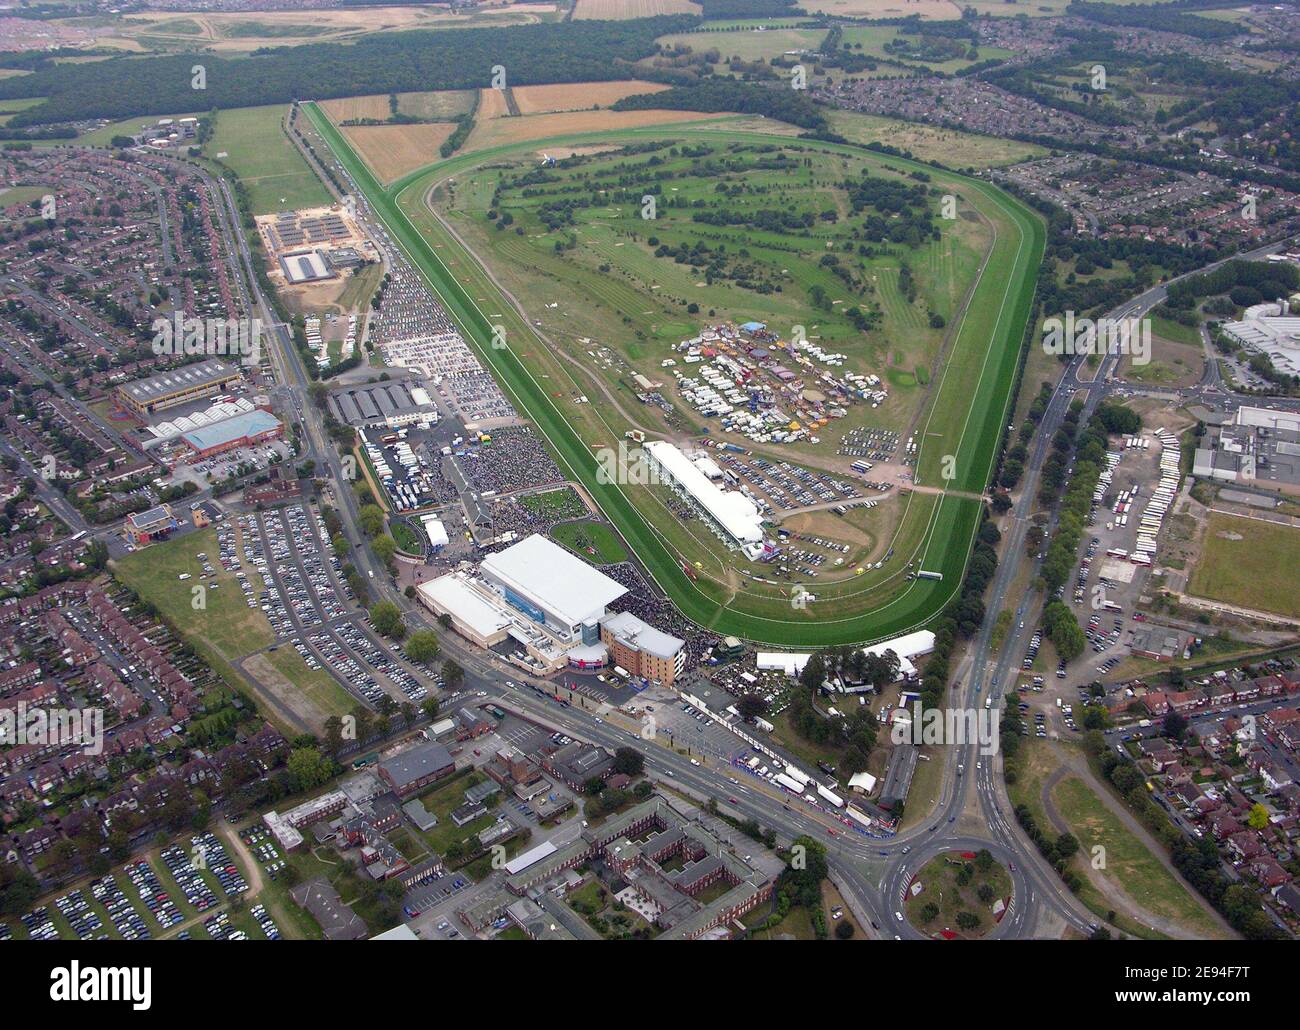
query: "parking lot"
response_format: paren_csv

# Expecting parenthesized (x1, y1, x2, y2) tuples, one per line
(233, 501, 430, 708)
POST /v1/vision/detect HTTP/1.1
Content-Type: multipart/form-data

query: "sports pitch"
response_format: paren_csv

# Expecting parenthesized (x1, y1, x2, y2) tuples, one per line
(305, 103, 1042, 644)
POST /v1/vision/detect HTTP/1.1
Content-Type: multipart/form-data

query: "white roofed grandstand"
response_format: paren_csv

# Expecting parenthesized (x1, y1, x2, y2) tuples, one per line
(644, 440, 764, 551)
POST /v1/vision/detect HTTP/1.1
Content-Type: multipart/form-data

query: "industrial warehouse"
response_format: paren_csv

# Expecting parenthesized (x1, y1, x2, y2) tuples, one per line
(115, 359, 244, 418)
(417, 533, 684, 679)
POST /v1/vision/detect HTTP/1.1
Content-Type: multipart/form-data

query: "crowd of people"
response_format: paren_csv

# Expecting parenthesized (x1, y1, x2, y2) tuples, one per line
(459, 426, 563, 495)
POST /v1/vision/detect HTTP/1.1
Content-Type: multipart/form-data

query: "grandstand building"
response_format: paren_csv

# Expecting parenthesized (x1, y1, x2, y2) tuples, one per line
(116, 360, 244, 418)
(417, 534, 628, 672)
(479, 534, 626, 643)
(643, 441, 765, 557)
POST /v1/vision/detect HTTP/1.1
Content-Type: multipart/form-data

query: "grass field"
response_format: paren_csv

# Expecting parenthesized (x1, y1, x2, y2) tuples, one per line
(205, 105, 331, 214)
(826, 109, 1047, 170)
(113, 525, 352, 733)
(1189, 511, 1300, 619)
(255, 647, 355, 720)
(1006, 738, 1170, 940)
(551, 520, 629, 565)
(1052, 774, 1228, 938)
(0, 185, 51, 214)
(304, 105, 1042, 644)
(114, 527, 274, 661)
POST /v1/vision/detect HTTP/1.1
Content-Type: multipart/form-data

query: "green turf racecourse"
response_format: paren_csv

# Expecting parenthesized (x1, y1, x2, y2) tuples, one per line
(304, 103, 1044, 646)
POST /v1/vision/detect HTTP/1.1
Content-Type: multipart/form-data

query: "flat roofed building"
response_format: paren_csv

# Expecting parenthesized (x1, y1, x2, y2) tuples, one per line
(600, 611, 686, 687)
(125, 504, 177, 546)
(479, 533, 626, 641)
(416, 573, 512, 648)
(116, 359, 243, 418)
(377, 741, 455, 798)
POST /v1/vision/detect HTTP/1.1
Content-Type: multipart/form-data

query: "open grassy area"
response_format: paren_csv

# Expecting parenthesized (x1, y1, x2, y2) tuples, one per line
(205, 104, 331, 214)
(1052, 774, 1227, 939)
(551, 519, 628, 565)
(114, 527, 273, 661)
(411, 770, 497, 855)
(904, 850, 1011, 938)
(826, 109, 1047, 171)
(1189, 511, 1300, 619)
(305, 105, 1042, 644)
(258, 646, 356, 719)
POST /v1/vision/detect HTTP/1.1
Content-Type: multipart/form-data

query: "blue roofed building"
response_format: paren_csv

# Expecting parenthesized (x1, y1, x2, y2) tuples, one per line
(181, 409, 283, 459)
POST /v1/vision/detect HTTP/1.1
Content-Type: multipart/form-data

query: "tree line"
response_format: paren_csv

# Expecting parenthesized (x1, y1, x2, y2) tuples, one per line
(1, 17, 695, 127)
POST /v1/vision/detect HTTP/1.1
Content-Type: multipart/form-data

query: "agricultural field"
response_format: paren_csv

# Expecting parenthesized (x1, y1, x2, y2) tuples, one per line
(52, 5, 561, 54)
(462, 107, 728, 153)
(340, 122, 458, 183)
(397, 90, 479, 121)
(204, 104, 331, 214)
(1189, 511, 1300, 619)
(573, 0, 701, 16)
(306, 105, 1041, 644)
(510, 80, 670, 115)
(319, 95, 394, 123)
(802, 0, 963, 18)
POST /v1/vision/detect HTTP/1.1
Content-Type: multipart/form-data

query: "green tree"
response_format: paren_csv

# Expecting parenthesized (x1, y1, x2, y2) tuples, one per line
(405, 629, 440, 664)
(287, 747, 332, 791)
(369, 601, 405, 639)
